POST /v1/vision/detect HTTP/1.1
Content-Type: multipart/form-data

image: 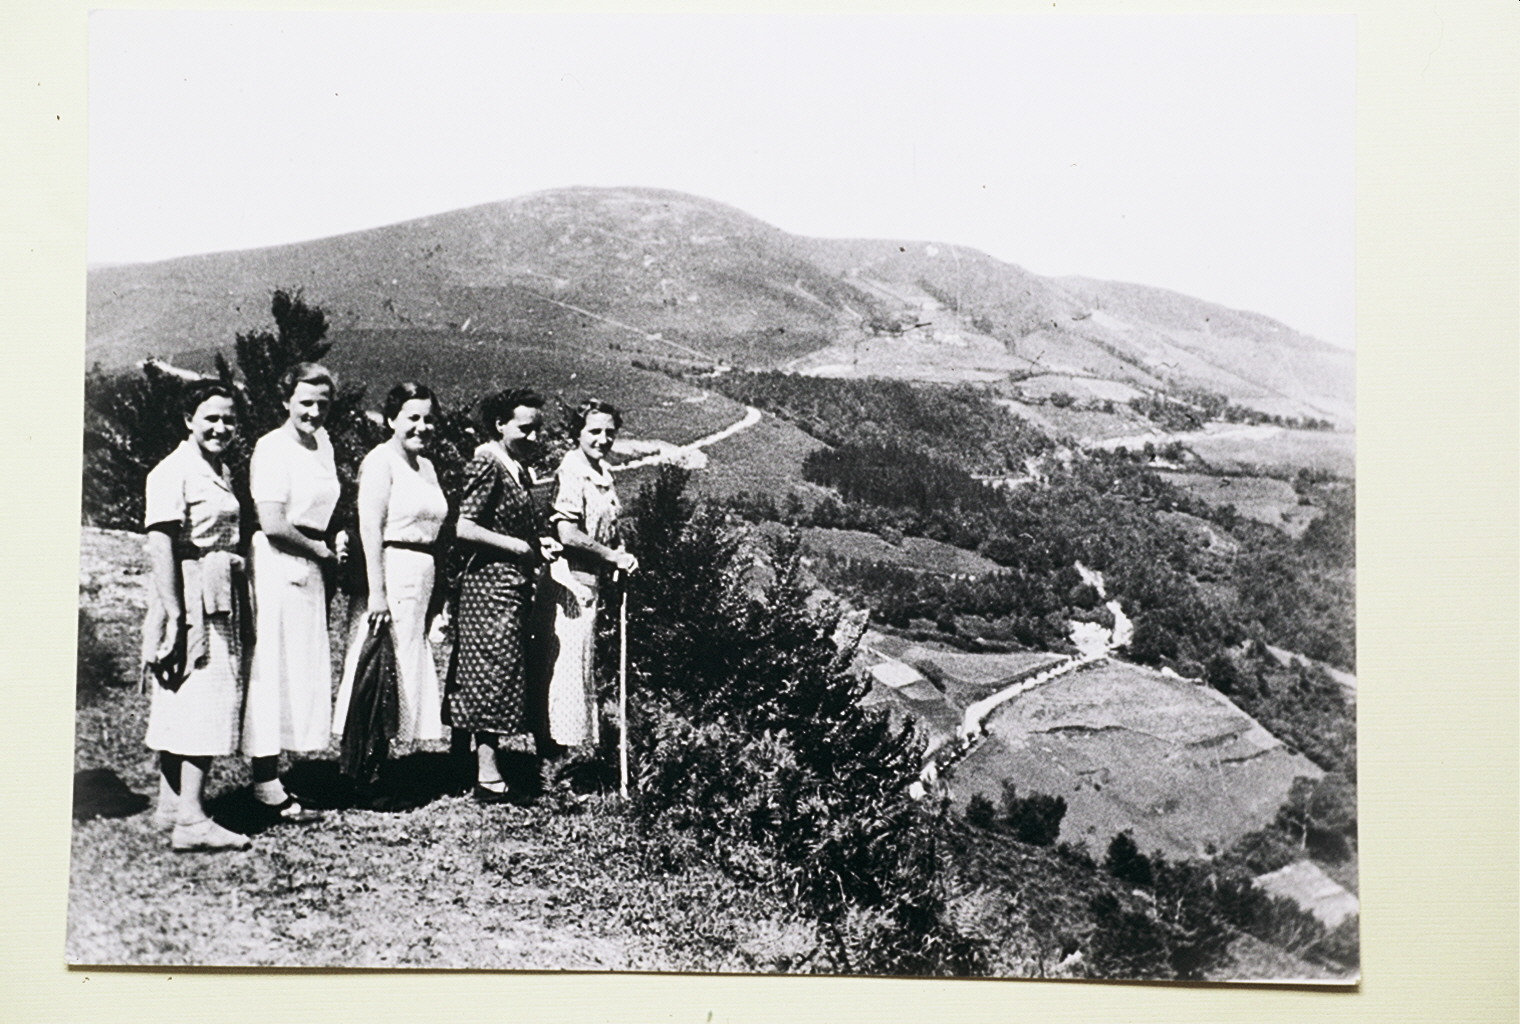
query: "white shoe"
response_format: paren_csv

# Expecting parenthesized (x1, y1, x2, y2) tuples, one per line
(171, 818, 251, 853)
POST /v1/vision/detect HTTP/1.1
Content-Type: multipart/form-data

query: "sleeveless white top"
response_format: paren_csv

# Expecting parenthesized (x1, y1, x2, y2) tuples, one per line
(360, 443, 448, 545)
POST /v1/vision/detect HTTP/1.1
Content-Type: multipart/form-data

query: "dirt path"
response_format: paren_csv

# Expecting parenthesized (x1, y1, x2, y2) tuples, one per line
(612, 405, 762, 472)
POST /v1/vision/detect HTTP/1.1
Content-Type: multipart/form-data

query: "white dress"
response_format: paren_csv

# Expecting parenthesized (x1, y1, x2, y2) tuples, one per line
(242, 426, 341, 757)
(141, 440, 245, 756)
(544, 447, 622, 748)
(333, 444, 448, 743)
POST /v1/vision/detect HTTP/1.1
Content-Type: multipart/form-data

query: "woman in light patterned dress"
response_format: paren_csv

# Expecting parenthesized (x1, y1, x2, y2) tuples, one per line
(543, 400, 638, 754)
(242, 362, 343, 824)
(333, 382, 448, 752)
(141, 382, 251, 852)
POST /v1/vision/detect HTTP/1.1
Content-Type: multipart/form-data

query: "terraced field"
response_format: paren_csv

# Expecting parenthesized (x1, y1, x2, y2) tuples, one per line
(949, 661, 1322, 861)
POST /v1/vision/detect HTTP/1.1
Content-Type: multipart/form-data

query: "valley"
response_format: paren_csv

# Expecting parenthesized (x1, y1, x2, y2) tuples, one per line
(78, 185, 1357, 979)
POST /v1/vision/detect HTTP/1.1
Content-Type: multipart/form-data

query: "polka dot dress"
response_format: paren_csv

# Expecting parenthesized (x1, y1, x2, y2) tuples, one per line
(442, 450, 545, 738)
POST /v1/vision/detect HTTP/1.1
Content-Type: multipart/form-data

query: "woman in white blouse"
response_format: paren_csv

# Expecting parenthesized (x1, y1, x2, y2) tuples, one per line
(242, 362, 343, 824)
(333, 382, 448, 750)
(141, 382, 251, 851)
(544, 399, 638, 753)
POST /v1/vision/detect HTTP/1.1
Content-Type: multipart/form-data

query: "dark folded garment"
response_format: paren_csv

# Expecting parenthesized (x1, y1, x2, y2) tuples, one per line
(337, 624, 400, 786)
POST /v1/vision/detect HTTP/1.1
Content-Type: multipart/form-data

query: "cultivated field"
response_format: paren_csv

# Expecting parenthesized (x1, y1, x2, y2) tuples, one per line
(1159, 471, 1322, 537)
(948, 661, 1323, 862)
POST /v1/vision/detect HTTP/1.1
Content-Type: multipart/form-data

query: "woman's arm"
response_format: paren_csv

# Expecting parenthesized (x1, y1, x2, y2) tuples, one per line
(556, 519, 634, 572)
(144, 525, 184, 663)
(357, 454, 392, 618)
(256, 500, 334, 563)
(455, 515, 536, 560)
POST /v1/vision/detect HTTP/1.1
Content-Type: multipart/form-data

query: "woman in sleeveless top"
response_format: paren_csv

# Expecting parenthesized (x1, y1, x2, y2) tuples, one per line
(333, 382, 449, 748)
(141, 382, 252, 852)
(243, 362, 343, 824)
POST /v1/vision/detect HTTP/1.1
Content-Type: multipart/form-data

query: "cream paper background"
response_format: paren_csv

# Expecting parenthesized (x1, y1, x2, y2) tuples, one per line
(2, 1, 1515, 1021)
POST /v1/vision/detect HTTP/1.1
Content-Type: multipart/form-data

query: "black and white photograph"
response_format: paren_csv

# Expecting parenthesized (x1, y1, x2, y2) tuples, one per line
(71, 11, 1359, 982)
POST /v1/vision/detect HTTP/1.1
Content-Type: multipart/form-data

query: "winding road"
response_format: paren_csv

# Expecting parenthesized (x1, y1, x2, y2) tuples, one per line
(611, 405, 763, 473)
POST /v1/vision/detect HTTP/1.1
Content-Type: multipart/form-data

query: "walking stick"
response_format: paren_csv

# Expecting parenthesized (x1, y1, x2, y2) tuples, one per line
(617, 572, 630, 800)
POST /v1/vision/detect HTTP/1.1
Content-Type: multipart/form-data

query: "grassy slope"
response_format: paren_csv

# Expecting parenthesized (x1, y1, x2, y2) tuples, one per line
(71, 528, 810, 969)
(950, 662, 1324, 863)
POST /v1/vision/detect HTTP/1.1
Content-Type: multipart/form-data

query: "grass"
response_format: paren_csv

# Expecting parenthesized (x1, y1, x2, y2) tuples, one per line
(949, 661, 1324, 864)
(68, 527, 809, 970)
(1159, 471, 1322, 538)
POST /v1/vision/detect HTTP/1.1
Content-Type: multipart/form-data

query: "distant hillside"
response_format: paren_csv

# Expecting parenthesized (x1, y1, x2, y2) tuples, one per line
(86, 187, 1353, 426)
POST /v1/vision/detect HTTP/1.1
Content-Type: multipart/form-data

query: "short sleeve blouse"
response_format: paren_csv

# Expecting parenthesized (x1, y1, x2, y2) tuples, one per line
(551, 448, 620, 548)
(143, 440, 241, 556)
(250, 426, 340, 532)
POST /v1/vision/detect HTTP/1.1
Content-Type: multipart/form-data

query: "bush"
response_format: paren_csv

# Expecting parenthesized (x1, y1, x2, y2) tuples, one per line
(1105, 831, 1154, 888)
(623, 467, 986, 975)
(1000, 783, 1067, 846)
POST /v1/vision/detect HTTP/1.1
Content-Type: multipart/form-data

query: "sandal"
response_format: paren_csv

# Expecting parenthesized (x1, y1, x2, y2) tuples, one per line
(171, 818, 251, 853)
(258, 795, 324, 824)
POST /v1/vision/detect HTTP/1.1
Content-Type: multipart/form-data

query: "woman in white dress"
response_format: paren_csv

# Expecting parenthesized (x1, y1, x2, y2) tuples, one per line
(333, 382, 448, 753)
(544, 400, 638, 754)
(242, 362, 343, 824)
(141, 382, 252, 852)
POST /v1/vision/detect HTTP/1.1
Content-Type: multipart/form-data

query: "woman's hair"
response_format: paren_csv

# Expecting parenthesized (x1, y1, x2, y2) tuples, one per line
(277, 361, 336, 401)
(479, 387, 544, 440)
(566, 398, 623, 436)
(181, 380, 237, 421)
(383, 381, 435, 422)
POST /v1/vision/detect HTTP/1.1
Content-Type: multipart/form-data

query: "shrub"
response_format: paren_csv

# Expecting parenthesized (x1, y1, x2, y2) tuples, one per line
(999, 782, 1067, 846)
(622, 467, 985, 975)
(1105, 831, 1154, 888)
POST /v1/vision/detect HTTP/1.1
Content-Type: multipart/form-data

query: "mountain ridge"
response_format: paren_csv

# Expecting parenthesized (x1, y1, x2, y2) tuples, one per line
(86, 186, 1352, 425)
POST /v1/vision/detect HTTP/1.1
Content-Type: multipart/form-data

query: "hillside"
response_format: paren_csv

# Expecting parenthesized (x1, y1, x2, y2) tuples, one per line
(951, 661, 1323, 862)
(86, 186, 1353, 427)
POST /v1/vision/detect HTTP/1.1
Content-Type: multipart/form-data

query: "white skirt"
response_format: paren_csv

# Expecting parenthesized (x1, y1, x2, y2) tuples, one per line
(545, 563, 601, 749)
(333, 546, 444, 744)
(145, 615, 242, 756)
(242, 533, 333, 757)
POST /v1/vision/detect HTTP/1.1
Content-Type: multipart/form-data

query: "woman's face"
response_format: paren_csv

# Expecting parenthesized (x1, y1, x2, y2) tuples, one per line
(186, 395, 237, 458)
(578, 411, 618, 462)
(285, 381, 333, 436)
(389, 397, 436, 455)
(499, 404, 544, 461)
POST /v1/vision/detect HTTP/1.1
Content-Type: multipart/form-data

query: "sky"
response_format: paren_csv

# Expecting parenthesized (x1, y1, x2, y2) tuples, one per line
(89, 12, 1355, 348)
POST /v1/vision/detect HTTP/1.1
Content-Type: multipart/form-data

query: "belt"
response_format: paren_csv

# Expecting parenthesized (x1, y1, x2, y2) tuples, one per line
(383, 540, 437, 554)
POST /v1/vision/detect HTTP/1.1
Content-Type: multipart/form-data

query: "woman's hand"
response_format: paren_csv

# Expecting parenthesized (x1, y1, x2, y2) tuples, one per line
(537, 536, 563, 563)
(334, 530, 351, 565)
(612, 550, 639, 575)
(152, 614, 187, 667)
(365, 594, 391, 633)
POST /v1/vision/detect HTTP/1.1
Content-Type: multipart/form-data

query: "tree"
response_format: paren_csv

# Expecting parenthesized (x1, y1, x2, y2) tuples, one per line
(225, 288, 333, 440)
(999, 782, 1067, 846)
(1105, 831, 1154, 888)
(621, 468, 983, 974)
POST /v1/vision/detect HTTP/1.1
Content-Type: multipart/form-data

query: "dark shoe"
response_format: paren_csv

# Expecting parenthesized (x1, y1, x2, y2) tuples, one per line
(258, 796, 324, 824)
(472, 783, 514, 805)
